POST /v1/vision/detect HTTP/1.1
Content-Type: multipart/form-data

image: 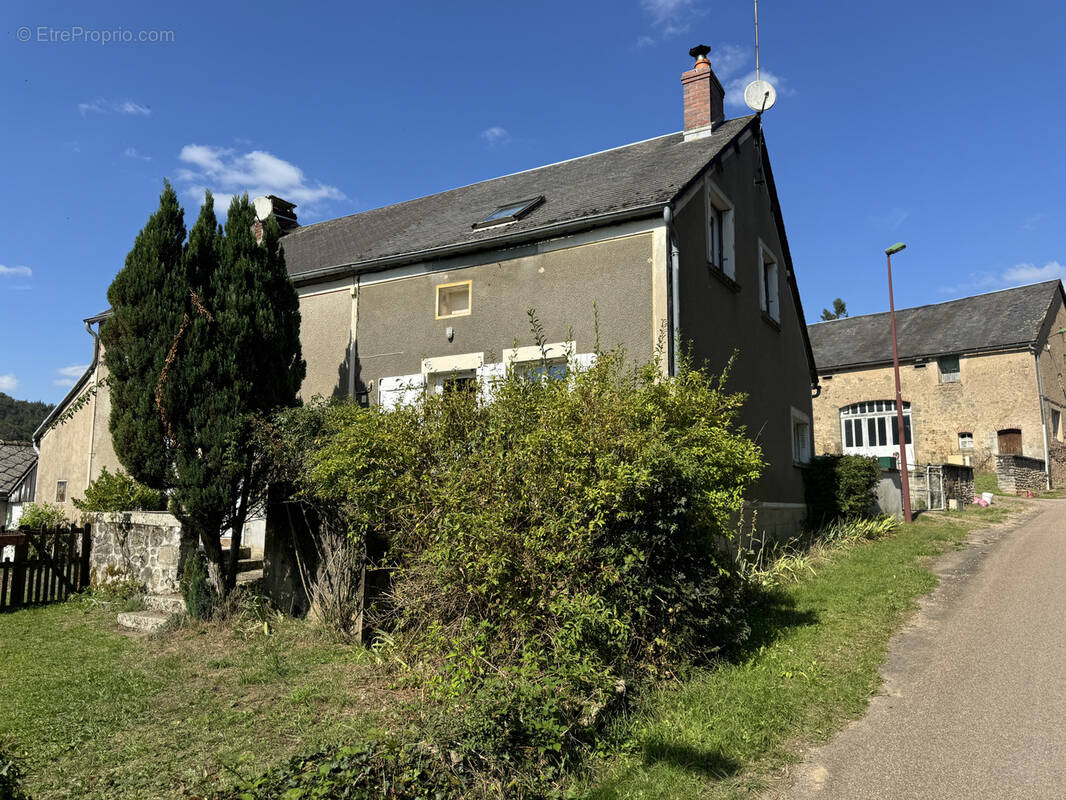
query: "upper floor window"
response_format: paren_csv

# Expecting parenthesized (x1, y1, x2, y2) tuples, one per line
(705, 180, 735, 279)
(436, 281, 471, 319)
(1053, 409, 1063, 441)
(938, 355, 961, 383)
(55, 480, 67, 503)
(758, 240, 780, 323)
(958, 431, 974, 450)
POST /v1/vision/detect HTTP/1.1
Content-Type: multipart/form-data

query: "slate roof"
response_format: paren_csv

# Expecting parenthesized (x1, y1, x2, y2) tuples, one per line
(0, 441, 36, 497)
(808, 281, 1064, 372)
(280, 116, 756, 278)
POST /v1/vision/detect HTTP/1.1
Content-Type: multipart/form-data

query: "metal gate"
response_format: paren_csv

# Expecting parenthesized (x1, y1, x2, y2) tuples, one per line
(926, 465, 945, 511)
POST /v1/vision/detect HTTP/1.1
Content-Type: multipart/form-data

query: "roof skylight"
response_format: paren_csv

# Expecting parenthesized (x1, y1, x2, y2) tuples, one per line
(472, 196, 544, 229)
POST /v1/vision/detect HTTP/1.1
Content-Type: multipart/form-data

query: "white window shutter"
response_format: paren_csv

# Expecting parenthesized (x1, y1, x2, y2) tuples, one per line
(378, 373, 425, 410)
(572, 352, 596, 371)
(476, 362, 507, 403)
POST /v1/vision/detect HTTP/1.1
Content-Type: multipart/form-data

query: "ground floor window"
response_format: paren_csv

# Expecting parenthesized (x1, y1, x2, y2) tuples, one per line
(791, 407, 811, 464)
(840, 400, 912, 458)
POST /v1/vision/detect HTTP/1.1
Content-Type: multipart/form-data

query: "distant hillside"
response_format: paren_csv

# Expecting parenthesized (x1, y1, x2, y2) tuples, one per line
(0, 392, 54, 441)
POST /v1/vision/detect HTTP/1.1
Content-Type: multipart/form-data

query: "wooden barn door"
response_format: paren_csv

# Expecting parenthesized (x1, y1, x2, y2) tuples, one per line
(998, 429, 1022, 456)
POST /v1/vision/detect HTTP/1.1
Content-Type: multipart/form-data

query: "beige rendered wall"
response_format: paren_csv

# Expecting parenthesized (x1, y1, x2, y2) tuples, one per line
(36, 367, 97, 520)
(813, 349, 1044, 470)
(297, 287, 354, 400)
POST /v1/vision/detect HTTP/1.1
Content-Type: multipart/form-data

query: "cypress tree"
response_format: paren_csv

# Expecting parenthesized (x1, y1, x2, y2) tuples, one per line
(101, 181, 185, 489)
(105, 185, 305, 595)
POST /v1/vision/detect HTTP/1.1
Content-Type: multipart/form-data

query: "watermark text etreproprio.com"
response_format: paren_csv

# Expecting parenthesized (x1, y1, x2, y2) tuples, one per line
(16, 26, 175, 44)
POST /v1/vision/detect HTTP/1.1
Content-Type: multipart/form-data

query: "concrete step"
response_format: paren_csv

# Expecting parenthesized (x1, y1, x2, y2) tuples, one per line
(144, 594, 186, 614)
(236, 568, 264, 585)
(117, 610, 171, 633)
(237, 558, 263, 573)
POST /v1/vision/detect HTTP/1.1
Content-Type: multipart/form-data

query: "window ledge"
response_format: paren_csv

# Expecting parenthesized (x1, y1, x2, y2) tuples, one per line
(709, 265, 740, 292)
(761, 311, 781, 331)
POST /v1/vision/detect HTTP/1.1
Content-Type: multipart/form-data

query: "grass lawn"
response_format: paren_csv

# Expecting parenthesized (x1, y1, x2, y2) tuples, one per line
(0, 599, 400, 799)
(585, 499, 1024, 799)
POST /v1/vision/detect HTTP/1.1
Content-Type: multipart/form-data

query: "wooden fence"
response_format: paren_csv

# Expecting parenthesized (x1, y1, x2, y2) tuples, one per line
(0, 527, 91, 611)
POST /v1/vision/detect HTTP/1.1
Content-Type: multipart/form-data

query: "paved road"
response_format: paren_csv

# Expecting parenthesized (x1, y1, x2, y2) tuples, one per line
(781, 499, 1066, 800)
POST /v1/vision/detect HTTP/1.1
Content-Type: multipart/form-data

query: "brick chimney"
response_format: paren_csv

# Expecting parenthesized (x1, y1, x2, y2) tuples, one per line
(682, 44, 725, 141)
(252, 195, 299, 243)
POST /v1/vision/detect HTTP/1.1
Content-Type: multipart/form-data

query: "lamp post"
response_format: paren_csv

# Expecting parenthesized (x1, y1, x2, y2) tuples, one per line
(886, 242, 912, 522)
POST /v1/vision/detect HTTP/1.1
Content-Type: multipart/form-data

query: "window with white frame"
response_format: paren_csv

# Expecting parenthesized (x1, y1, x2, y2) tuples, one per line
(958, 431, 974, 450)
(840, 400, 912, 456)
(758, 241, 780, 322)
(938, 355, 961, 383)
(791, 407, 812, 464)
(706, 180, 735, 278)
(1052, 408, 1063, 441)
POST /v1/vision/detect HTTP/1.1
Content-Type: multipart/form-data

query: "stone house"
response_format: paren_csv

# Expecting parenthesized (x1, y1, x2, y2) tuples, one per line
(0, 441, 36, 529)
(36, 45, 820, 539)
(808, 281, 1066, 488)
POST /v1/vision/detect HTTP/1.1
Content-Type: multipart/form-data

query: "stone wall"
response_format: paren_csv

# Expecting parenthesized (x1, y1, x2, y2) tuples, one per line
(942, 464, 975, 508)
(90, 511, 193, 594)
(996, 455, 1048, 496)
(813, 349, 1043, 469)
(1050, 441, 1066, 490)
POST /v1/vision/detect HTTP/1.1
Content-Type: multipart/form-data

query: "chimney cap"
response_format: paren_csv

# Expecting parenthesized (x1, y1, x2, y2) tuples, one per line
(689, 44, 711, 60)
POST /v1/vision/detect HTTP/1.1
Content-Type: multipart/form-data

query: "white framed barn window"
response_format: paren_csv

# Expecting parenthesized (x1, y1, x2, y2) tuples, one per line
(840, 400, 913, 461)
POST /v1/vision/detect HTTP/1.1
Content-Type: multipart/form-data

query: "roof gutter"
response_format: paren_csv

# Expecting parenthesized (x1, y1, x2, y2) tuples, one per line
(289, 203, 667, 287)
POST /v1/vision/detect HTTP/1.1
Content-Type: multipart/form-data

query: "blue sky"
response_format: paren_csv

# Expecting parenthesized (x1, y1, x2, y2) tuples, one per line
(3, 0, 1065, 403)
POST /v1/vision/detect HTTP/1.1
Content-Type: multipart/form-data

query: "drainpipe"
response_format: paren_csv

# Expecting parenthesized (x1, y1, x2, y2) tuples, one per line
(662, 205, 680, 376)
(85, 320, 101, 490)
(1033, 345, 1052, 489)
(348, 277, 359, 398)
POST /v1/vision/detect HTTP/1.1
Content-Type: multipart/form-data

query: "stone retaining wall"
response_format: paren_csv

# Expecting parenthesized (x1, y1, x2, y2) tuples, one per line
(995, 454, 1047, 496)
(91, 511, 193, 593)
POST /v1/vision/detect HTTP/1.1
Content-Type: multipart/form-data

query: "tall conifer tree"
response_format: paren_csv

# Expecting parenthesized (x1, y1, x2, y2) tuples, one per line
(104, 185, 305, 594)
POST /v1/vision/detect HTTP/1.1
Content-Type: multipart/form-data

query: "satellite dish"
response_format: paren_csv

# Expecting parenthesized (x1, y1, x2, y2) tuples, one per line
(744, 79, 777, 112)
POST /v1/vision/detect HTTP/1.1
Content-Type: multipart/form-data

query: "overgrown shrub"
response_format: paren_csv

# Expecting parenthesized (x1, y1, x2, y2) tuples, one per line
(181, 551, 217, 620)
(17, 502, 69, 530)
(215, 740, 461, 799)
(73, 467, 166, 514)
(259, 336, 764, 790)
(804, 455, 881, 524)
(0, 747, 30, 800)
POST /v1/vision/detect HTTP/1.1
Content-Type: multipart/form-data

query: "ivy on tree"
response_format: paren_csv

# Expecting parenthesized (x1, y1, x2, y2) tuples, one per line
(102, 182, 305, 594)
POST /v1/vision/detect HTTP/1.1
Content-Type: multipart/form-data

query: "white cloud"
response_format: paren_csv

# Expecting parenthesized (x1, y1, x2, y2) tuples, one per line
(0, 264, 32, 278)
(78, 98, 151, 116)
(176, 145, 346, 218)
(480, 126, 510, 147)
(1003, 261, 1066, 284)
(635, 35, 657, 49)
(0, 374, 18, 393)
(123, 147, 151, 161)
(52, 364, 90, 389)
(938, 260, 1065, 297)
(640, 0, 700, 35)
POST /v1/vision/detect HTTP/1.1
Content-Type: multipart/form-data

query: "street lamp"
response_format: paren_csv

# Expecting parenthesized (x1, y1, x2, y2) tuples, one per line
(886, 242, 912, 522)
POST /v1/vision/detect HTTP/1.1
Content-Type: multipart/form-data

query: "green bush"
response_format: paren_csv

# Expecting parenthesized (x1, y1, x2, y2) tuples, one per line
(215, 740, 460, 799)
(804, 454, 882, 524)
(181, 551, 217, 621)
(0, 747, 30, 800)
(73, 467, 166, 514)
(260, 338, 764, 789)
(17, 502, 69, 530)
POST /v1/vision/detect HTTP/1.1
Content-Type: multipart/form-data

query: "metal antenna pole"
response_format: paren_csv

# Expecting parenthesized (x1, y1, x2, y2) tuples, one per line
(754, 0, 761, 80)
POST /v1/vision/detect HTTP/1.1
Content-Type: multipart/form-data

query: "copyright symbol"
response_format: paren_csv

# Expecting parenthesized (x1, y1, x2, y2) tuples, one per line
(16, 26, 31, 42)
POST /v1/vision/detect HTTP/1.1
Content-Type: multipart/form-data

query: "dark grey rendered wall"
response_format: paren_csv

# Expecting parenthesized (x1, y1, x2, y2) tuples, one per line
(353, 232, 657, 391)
(675, 135, 814, 506)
